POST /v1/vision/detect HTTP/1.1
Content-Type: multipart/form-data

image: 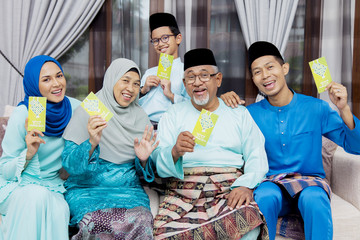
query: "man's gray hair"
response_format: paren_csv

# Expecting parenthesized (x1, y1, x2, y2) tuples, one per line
(211, 66, 219, 73)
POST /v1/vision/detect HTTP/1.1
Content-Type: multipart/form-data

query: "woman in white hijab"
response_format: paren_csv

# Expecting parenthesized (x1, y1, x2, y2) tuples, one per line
(62, 58, 158, 240)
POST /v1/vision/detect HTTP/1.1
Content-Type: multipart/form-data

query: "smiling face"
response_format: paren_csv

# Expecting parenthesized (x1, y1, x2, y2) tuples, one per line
(113, 71, 141, 107)
(151, 26, 182, 58)
(251, 55, 289, 98)
(183, 65, 222, 112)
(38, 62, 66, 103)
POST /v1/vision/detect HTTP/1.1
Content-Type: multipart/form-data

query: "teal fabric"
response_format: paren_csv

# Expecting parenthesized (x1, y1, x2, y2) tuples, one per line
(0, 97, 80, 201)
(62, 139, 154, 226)
(0, 97, 80, 240)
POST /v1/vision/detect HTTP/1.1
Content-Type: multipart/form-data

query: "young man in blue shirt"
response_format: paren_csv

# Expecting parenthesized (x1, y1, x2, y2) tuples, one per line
(221, 41, 360, 240)
(139, 13, 189, 128)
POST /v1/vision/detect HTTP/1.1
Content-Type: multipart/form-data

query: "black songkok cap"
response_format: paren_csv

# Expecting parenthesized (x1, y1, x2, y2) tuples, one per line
(149, 13, 179, 32)
(248, 41, 284, 67)
(184, 48, 217, 71)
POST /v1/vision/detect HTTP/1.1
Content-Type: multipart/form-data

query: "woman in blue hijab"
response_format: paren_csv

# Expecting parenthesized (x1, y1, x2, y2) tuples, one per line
(0, 55, 80, 240)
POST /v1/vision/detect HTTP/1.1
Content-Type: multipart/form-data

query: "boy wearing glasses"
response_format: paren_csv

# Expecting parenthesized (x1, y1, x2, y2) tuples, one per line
(139, 13, 189, 129)
(150, 48, 269, 239)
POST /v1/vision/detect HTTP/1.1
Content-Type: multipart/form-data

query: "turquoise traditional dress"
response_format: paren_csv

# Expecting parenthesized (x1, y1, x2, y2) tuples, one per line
(0, 55, 80, 240)
(62, 140, 154, 239)
(62, 58, 155, 240)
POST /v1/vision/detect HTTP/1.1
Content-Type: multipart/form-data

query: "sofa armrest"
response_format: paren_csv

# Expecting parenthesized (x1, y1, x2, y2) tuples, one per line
(331, 146, 360, 210)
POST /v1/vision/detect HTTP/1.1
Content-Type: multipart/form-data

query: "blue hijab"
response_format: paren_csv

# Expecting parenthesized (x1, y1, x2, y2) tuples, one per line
(18, 55, 72, 137)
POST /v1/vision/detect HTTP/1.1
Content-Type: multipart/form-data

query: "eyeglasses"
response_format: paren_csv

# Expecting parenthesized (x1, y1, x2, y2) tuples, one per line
(184, 71, 218, 84)
(150, 34, 175, 46)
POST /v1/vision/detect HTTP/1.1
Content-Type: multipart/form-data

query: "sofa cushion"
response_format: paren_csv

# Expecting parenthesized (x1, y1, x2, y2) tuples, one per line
(0, 117, 9, 157)
(322, 136, 338, 184)
(332, 193, 360, 240)
(276, 214, 304, 240)
(331, 146, 360, 210)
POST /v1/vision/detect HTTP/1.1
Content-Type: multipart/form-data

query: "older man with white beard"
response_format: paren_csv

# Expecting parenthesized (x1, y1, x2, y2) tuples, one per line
(150, 48, 269, 240)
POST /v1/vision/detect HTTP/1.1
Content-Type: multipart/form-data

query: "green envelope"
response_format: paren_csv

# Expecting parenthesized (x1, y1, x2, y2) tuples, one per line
(28, 96, 47, 132)
(157, 53, 174, 81)
(192, 109, 219, 147)
(81, 92, 113, 121)
(309, 57, 332, 93)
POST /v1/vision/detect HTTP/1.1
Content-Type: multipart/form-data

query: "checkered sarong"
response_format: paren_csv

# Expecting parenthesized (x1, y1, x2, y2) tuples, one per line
(153, 167, 269, 240)
(264, 172, 332, 198)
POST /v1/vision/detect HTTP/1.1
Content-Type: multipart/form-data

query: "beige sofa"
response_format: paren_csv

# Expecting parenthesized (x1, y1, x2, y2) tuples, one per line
(1, 105, 360, 239)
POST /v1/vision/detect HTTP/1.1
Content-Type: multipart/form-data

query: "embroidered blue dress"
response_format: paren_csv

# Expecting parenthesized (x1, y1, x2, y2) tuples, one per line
(62, 139, 155, 231)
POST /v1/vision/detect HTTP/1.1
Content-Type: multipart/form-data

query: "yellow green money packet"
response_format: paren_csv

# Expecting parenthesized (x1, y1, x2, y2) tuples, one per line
(81, 92, 113, 121)
(28, 97, 47, 132)
(192, 109, 219, 147)
(157, 53, 174, 80)
(309, 57, 332, 93)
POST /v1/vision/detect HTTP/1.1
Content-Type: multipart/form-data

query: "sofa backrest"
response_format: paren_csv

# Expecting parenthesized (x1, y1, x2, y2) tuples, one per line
(0, 105, 14, 157)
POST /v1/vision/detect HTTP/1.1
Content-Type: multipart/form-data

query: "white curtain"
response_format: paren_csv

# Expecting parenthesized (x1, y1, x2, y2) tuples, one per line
(112, 0, 150, 74)
(0, 0, 105, 115)
(234, 0, 299, 54)
(164, 0, 193, 60)
(234, 0, 299, 101)
(320, 0, 354, 109)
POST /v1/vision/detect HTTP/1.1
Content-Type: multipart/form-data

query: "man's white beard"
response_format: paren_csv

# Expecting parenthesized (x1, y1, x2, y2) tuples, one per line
(193, 93, 209, 106)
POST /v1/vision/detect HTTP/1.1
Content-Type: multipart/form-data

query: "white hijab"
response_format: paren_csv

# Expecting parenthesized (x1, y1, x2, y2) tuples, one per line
(63, 58, 151, 164)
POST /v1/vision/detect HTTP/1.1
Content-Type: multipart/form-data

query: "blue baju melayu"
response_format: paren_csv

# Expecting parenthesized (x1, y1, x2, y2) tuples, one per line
(248, 91, 360, 240)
